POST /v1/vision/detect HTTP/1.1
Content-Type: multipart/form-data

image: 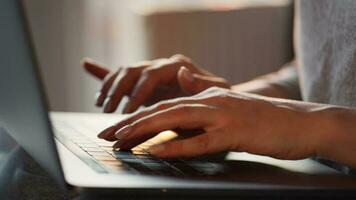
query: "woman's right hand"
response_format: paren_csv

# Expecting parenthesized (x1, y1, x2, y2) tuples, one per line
(83, 54, 230, 114)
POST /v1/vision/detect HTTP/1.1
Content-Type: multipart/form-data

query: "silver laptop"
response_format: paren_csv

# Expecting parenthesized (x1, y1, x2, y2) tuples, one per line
(1, 0, 356, 197)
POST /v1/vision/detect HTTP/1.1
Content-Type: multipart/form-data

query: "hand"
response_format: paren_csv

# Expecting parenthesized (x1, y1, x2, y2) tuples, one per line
(83, 54, 230, 113)
(99, 87, 318, 160)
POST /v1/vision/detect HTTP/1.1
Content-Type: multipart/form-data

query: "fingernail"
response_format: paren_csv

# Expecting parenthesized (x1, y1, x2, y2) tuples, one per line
(113, 141, 123, 149)
(181, 67, 194, 82)
(114, 125, 132, 140)
(98, 126, 116, 139)
(148, 145, 165, 156)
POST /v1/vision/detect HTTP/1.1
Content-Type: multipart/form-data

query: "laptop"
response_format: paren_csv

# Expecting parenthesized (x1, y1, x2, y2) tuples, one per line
(1, 0, 356, 198)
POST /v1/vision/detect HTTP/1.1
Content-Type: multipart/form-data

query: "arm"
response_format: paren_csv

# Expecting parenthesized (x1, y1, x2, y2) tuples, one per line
(90, 57, 356, 169)
(83, 55, 298, 114)
(313, 106, 356, 168)
(99, 87, 356, 169)
(232, 60, 301, 100)
(234, 61, 356, 167)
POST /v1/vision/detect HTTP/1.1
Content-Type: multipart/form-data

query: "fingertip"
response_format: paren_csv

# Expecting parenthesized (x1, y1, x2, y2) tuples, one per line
(95, 92, 105, 107)
(82, 57, 110, 80)
(98, 126, 116, 139)
(82, 57, 95, 70)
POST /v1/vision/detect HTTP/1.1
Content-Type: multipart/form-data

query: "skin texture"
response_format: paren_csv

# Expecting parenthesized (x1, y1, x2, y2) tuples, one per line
(83, 55, 230, 114)
(83, 55, 356, 169)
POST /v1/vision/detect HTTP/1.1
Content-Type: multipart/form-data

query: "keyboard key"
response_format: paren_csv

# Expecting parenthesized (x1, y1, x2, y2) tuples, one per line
(113, 151, 137, 159)
(81, 147, 104, 152)
(134, 154, 155, 159)
(130, 146, 143, 150)
(126, 162, 152, 174)
(141, 158, 162, 164)
(100, 146, 115, 151)
(99, 160, 124, 166)
(170, 163, 199, 175)
(144, 163, 168, 170)
(121, 158, 142, 164)
(87, 151, 111, 156)
(186, 161, 214, 168)
(92, 155, 116, 161)
(76, 143, 99, 148)
(96, 141, 115, 146)
(131, 150, 149, 155)
(143, 163, 180, 176)
(163, 158, 183, 163)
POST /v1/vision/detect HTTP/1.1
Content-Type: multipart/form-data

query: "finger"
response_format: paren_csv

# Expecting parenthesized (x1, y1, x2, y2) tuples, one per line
(178, 66, 230, 94)
(100, 97, 209, 141)
(122, 70, 160, 114)
(148, 131, 229, 158)
(82, 58, 110, 80)
(123, 58, 198, 113)
(103, 68, 142, 113)
(96, 70, 119, 107)
(113, 104, 218, 150)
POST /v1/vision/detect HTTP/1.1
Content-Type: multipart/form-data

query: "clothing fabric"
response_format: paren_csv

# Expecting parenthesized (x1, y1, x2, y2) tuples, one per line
(295, 0, 356, 174)
(296, 0, 356, 107)
(0, 129, 70, 200)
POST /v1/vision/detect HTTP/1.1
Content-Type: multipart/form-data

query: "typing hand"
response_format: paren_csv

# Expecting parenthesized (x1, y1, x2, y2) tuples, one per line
(98, 87, 317, 160)
(82, 54, 230, 113)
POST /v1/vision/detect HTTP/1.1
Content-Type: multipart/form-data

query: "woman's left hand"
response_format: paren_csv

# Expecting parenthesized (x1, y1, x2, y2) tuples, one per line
(99, 87, 319, 160)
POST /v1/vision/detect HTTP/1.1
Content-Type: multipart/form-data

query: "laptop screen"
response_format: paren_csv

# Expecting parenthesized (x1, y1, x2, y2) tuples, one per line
(0, 0, 64, 185)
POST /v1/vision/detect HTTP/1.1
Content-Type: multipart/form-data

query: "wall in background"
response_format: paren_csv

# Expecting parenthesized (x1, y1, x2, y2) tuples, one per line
(24, 0, 293, 113)
(141, 2, 293, 84)
(25, 0, 146, 112)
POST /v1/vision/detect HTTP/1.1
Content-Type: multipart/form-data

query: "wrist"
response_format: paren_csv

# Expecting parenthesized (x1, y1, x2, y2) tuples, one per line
(311, 107, 356, 167)
(306, 109, 336, 159)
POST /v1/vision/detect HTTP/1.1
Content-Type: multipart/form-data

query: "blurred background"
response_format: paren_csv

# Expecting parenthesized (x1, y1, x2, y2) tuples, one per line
(24, 0, 294, 112)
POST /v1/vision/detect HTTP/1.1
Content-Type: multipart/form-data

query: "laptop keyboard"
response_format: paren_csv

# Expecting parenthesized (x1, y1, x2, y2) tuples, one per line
(53, 120, 224, 177)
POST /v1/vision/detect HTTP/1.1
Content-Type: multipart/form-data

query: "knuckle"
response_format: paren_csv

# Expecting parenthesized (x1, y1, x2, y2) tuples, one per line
(130, 60, 152, 68)
(171, 54, 189, 61)
(206, 86, 229, 96)
(221, 78, 229, 85)
(155, 101, 170, 111)
(205, 86, 220, 93)
(174, 104, 193, 114)
(198, 86, 221, 96)
(170, 54, 193, 66)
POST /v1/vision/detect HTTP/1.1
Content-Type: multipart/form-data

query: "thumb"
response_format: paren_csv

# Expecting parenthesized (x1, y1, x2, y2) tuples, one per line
(177, 66, 230, 95)
(82, 58, 110, 80)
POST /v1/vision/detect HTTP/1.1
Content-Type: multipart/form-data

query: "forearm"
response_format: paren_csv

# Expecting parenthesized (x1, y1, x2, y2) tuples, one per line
(232, 61, 301, 100)
(247, 93, 356, 168)
(310, 106, 356, 169)
(272, 97, 356, 169)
